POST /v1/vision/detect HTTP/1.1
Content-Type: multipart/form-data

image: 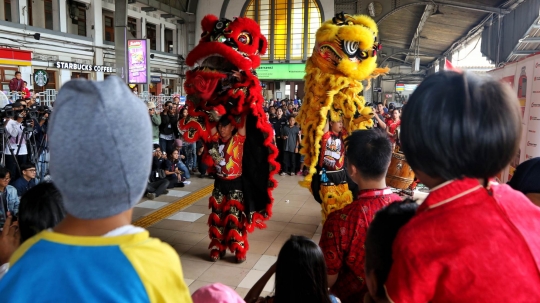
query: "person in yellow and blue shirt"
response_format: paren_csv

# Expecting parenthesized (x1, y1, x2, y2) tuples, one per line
(0, 76, 192, 303)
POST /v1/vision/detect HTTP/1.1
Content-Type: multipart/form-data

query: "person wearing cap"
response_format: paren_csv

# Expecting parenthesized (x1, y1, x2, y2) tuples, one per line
(508, 157, 540, 207)
(0, 76, 192, 303)
(147, 101, 161, 145)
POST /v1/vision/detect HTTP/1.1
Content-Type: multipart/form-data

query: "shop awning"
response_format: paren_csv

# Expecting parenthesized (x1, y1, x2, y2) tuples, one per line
(0, 48, 32, 66)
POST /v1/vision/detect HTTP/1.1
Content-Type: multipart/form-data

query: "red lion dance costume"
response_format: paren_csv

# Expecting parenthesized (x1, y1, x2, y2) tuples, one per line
(178, 15, 279, 262)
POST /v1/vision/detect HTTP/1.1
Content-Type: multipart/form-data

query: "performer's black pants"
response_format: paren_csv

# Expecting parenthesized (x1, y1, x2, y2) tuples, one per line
(276, 138, 284, 170)
(283, 151, 296, 173)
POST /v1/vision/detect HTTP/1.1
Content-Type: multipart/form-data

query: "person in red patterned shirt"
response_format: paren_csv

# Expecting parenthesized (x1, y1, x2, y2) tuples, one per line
(319, 129, 401, 303)
(207, 115, 247, 263)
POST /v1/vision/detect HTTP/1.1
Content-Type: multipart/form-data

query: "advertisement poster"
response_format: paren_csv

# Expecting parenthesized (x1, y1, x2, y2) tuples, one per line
(524, 59, 540, 162)
(127, 40, 148, 84)
(488, 64, 517, 183)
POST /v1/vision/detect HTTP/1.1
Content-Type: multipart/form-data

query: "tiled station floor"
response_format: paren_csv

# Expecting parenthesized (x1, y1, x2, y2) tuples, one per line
(132, 174, 324, 297)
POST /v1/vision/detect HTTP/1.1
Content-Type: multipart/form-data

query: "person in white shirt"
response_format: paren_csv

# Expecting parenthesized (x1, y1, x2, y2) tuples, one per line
(4, 102, 30, 181)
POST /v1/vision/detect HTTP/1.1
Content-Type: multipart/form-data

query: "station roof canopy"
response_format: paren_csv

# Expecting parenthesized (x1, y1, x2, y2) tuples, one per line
(335, 0, 525, 68)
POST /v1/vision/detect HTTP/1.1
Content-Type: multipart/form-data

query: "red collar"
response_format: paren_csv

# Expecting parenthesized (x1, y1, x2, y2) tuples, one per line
(419, 178, 496, 212)
(357, 188, 393, 199)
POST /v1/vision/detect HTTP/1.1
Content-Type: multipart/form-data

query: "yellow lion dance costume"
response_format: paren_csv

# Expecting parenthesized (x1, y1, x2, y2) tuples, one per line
(297, 13, 388, 221)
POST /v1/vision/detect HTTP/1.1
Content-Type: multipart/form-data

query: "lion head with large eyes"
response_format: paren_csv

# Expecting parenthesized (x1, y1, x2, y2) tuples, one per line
(311, 13, 381, 80)
(186, 15, 268, 72)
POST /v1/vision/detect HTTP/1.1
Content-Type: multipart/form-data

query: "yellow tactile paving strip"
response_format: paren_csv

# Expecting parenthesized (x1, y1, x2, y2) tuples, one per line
(133, 184, 214, 228)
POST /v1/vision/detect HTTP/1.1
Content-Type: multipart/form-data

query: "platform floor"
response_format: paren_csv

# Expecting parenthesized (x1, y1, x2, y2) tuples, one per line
(133, 173, 322, 297)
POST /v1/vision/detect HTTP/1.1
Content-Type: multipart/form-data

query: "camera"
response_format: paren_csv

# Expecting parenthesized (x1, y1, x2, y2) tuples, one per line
(0, 105, 14, 119)
(26, 105, 39, 120)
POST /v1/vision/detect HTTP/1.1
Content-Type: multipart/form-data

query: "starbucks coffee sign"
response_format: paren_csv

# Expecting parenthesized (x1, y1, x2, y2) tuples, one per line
(55, 61, 114, 73)
(34, 70, 49, 87)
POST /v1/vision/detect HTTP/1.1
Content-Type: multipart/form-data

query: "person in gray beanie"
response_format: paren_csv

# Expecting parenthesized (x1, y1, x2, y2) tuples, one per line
(0, 76, 193, 303)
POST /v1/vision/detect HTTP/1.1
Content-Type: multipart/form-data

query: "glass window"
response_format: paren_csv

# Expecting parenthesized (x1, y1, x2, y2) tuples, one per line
(165, 28, 174, 53)
(1, 67, 17, 92)
(44, 0, 53, 30)
(4, 0, 12, 22)
(76, 5, 87, 36)
(128, 17, 138, 39)
(243, 0, 321, 61)
(104, 15, 114, 42)
(146, 23, 157, 50)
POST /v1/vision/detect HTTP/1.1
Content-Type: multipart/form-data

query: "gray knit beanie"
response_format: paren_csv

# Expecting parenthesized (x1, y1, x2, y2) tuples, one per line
(49, 76, 152, 219)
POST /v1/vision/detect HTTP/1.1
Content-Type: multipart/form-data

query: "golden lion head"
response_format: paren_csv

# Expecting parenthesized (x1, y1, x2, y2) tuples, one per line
(311, 13, 381, 80)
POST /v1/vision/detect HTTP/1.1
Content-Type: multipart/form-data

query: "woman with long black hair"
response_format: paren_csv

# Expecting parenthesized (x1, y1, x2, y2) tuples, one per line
(245, 235, 340, 303)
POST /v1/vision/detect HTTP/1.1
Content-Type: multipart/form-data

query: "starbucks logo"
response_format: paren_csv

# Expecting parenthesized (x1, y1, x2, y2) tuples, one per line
(34, 70, 49, 87)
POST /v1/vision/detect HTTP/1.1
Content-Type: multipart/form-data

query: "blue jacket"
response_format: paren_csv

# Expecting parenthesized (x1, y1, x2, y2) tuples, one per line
(0, 186, 20, 227)
(11, 177, 36, 198)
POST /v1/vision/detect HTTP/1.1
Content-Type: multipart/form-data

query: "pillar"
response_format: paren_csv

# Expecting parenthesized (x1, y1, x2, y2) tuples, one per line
(33, 0, 45, 28)
(158, 23, 164, 52)
(9, 0, 20, 24)
(91, 0, 104, 81)
(114, 0, 128, 82)
(56, 0, 65, 32)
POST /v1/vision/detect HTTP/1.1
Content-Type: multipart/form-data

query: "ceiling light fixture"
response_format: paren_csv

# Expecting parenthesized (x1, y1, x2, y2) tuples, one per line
(431, 6, 444, 17)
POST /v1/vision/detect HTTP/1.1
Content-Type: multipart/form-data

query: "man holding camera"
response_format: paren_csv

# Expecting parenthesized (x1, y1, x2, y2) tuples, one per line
(4, 102, 30, 182)
(159, 101, 179, 154)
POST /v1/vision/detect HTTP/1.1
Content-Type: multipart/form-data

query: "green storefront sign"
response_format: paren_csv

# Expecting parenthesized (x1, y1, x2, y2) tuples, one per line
(256, 64, 306, 80)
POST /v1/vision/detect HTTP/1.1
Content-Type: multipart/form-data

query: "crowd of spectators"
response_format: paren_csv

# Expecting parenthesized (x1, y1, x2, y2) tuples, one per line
(0, 72, 539, 303)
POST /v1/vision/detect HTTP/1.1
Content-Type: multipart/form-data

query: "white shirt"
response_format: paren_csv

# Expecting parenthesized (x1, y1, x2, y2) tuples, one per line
(4, 119, 27, 155)
(0, 225, 145, 280)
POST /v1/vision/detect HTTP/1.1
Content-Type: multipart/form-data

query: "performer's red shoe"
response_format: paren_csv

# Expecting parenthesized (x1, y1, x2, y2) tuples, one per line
(210, 249, 226, 262)
(235, 250, 247, 263)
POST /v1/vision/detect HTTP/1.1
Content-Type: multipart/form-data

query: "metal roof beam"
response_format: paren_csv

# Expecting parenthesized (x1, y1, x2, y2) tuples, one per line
(521, 37, 540, 42)
(506, 16, 540, 62)
(432, 0, 511, 15)
(512, 50, 538, 55)
(380, 43, 442, 58)
(405, 4, 434, 63)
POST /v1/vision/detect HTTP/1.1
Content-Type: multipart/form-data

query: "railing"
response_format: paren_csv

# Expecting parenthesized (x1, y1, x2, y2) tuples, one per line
(4, 90, 182, 110)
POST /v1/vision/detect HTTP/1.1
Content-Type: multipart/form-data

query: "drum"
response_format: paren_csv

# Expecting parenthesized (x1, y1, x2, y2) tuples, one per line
(386, 152, 415, 189)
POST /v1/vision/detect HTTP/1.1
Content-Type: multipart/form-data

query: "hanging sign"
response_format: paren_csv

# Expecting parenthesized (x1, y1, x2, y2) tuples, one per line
(34, 70, 49, 87)
(127, 39, 149, 84)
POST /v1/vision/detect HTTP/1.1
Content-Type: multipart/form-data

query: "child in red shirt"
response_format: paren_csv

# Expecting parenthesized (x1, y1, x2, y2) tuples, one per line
(385, 71, 540, 302)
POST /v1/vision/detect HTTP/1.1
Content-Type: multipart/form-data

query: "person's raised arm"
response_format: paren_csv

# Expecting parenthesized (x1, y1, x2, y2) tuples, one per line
(238, 116, 246, 136)
(245, 262, 276, 303)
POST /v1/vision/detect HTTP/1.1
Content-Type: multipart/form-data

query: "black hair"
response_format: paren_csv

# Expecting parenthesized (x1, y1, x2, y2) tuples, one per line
(153, 143, 160, 150)
(19, 182, 65, 242)
(23, 81, 27, 84)
(180, 107, 188, 118)
(15, 71, 21, 75)
(345, 129, 392, 180)
(164, 101, 173, 106)
(376, 102, 383, 106)
(401, 71, 521, 180)
(20, 163, 35, 171)
(0, 167, 10, 179)
(365, 200, 418, 298)
(288, 115, 295, 121)
(274, 236, 333, 303)
(218, 115, 232, 127)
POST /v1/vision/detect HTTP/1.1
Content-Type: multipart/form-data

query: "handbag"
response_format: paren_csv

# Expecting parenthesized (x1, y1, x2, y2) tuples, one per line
(157, 169, 167, 179)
